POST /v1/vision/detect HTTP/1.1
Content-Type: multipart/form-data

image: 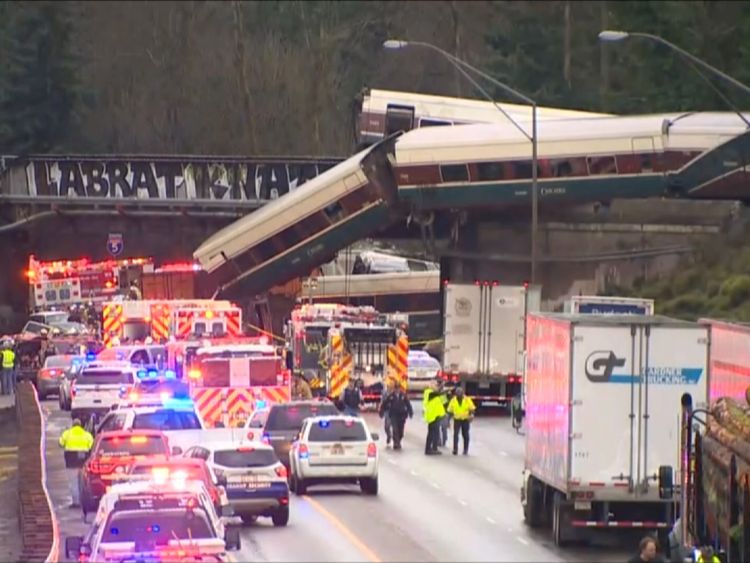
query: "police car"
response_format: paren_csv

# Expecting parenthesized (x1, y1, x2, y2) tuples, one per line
(71, 363, 141, 423)
(65, 478, 241, 562)
(183, 441, 290, 526)
(290, 415, 379, 495)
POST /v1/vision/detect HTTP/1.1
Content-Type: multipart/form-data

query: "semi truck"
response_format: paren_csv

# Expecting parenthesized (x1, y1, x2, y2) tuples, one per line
(442, 282, 540, 406)
(521, 313, 709, 547)
(675, 319, 750, 562)
(564, 295, 655, 315)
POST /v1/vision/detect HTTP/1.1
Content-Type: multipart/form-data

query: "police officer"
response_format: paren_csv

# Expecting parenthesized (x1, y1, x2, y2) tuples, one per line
(59, 419, 94, 507)
(696, 546, 720, 563)
(1, 342, 15, 396)
(447, 386, 476, 455)
(424, 381, 446, 455)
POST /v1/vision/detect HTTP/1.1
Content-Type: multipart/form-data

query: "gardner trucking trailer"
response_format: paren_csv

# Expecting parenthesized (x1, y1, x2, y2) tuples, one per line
(564, 295, 655, 315)
(522, 313, 709, 547)
(442, 282, 540, 406)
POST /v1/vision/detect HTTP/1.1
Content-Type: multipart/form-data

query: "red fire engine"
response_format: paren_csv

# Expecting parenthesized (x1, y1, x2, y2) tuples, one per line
(185, 339, 291, 428)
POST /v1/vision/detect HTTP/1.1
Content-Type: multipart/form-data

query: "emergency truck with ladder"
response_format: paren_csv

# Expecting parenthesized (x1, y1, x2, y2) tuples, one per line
(101, 299, 242, 347)
(286, 303, 409, 401)
(186, 339, 292, 428)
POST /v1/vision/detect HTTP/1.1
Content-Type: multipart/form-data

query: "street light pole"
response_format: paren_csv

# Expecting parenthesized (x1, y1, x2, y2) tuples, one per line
(599, 30, 750, 98)
(383, 39, 540, 285)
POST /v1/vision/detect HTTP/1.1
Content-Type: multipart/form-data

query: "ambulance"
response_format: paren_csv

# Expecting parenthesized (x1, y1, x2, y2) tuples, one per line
(185, 339, 292, 428)
(101, 299, 242, 347)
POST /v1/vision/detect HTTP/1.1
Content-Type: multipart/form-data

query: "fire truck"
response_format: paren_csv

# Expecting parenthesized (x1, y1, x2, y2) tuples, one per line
(101, 299, 242, 347)
(186, 340, 291, 428)
(26, 255, 154, 310)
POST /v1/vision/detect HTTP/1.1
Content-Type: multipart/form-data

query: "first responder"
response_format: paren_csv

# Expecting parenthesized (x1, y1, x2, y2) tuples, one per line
(380, 383, 413, 450)
(438, 380, 450, 447)
(379, 380, 395, 445)
(447, 386, 476, 455)
(59, 418, 94, 507)
(1, 341, 15, 396)
(128, 282, 142, 300)
(423, 380, 446, 455)
(292, 373, 313, 400)
(696, 546, 720, 563)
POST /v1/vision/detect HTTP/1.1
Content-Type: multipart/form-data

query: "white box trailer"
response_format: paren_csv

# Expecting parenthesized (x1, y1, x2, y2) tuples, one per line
(521, 313, 709, 547)
(442, 282, 540, 405)
(564, 295, 655, 315)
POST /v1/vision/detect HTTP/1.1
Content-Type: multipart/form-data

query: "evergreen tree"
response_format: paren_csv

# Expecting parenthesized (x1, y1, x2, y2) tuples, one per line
(0, 2, 79, 154)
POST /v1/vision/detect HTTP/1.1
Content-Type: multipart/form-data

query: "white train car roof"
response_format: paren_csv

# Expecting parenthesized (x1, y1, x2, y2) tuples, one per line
(194, 145, 375, 273)
(394, 111, 750, 165)
(362, 88, 612, 123)
(312, 271, 440, 297)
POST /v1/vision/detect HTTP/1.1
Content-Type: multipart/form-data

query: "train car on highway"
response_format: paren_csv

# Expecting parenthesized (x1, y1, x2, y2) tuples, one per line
(394, 111, 750, 209)
(193, 135, 401, 299)
(354, 88, 611, 148)
(522, 313, 709, 547)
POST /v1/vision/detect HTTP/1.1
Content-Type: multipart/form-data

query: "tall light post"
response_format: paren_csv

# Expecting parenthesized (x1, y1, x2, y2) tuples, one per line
(383, 39, 540, 285)
(599, 30, 750, 117)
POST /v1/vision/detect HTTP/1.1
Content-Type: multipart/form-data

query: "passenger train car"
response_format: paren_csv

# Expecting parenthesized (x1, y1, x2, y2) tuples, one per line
(355, 88, 612, 147)
(393, 111, 750, 209)
(193, 136, 401, 298)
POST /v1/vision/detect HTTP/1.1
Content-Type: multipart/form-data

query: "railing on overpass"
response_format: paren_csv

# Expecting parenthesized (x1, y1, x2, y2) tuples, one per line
(0, 154, 345, 216)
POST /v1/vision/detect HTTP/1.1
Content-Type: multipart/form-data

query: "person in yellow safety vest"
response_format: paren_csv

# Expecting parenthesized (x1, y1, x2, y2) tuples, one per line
(59, 418, 94, 508)
(423, 380, 446, 455)
(447, 386, 476, 456)
(696, 546, 721, 563)
(1, 342, 16, 396)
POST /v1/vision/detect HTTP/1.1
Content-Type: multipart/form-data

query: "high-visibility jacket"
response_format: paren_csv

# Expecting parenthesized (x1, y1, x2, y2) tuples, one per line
(697, 556, 721, 563)
(1, 349, 15, 369)
(425, 393, 446, 424)
(422, 388, 431, 408)
(447, 396, 476, 420)
(59, 425, 94, 452)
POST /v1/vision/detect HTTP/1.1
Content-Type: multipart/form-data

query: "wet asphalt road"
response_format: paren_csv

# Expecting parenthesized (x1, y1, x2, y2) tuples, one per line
(42, 399, 633, 562)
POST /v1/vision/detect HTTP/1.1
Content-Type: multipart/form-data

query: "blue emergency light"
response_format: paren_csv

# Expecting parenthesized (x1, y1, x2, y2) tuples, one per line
(147, 369, 158, 379)
(85, 353, 96, 362)
(256, 400, 267, 409)
(318, 420, 330, 428)
(137, 369, 147, 379)
(164, 370, 176, 380)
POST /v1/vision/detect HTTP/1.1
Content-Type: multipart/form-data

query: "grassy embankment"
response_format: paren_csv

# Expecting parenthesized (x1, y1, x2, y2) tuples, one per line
(604, 229, 750, 321)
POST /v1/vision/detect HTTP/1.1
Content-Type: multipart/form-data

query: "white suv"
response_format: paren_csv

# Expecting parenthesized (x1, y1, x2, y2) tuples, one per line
(71, 365, 139, 423)
(290, 415, 379, 496)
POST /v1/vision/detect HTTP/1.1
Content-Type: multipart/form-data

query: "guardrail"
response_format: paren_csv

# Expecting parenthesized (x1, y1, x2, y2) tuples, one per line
(16, 381, 58, 562)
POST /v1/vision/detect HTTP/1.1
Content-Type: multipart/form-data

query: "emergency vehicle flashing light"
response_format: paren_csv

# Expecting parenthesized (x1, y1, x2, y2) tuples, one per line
(255, 400, 266, 409)
(85, 353, 96, 362)
(188, 369, 201, 380)
(318, 420, 330, 428)
(298, 444, 309, 459)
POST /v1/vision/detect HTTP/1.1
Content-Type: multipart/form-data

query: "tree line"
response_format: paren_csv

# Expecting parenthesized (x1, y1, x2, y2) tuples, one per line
(1, 1, 749, 157)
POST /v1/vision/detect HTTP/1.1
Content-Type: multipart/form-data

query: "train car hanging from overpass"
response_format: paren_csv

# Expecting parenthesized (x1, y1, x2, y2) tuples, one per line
(355, 88, 611, 148)
(394, 111, 750, 209)
(193, 135, 401, 299)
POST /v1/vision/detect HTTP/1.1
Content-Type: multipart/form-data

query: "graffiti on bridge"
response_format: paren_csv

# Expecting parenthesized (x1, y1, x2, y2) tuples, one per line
(20, 158, 343, 200)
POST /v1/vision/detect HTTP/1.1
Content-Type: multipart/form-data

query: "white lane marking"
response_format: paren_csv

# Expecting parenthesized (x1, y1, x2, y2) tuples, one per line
(458, 498, 468, 506)
(499, 451, 508, 457)
(410, 469, 420, 477)
(485, 516, 496, 524)
(430, 482, 440, 490)
(516, 537, 529, 546)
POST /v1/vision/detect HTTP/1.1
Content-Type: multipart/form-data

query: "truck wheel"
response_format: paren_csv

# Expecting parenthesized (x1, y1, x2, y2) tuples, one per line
(523, 476, 543, 528)
(552, 491, 570, 547)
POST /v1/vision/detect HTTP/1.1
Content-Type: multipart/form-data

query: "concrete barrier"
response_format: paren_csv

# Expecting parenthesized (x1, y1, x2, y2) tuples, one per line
(15, 381, 58, 562)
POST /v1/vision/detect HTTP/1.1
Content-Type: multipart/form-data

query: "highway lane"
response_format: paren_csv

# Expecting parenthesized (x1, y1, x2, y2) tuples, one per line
(42, 398, 632, 562)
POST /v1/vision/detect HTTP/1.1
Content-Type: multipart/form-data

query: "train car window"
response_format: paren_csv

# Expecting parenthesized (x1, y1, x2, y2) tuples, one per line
(419, 118, 452, 128)
(385, 105, 415, 136)
(513, 162, 533, 179)
(324, 201, 345, 221)
(475, 162, 504, 182)
(440, 164, 469, 183)
(586, 155, 617, 175)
